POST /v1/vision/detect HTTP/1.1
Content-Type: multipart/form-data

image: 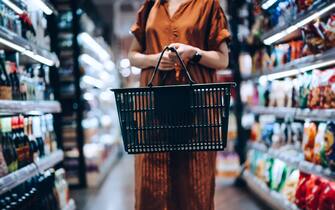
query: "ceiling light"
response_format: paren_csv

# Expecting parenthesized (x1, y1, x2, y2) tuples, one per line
(83, 92, 95, 101)
(82, 75, 105, 89)
(79, 54, 104, 70)
(120, 58, 130, 69)
(264, 3, 335, 45)
(131, 67, 141, 75)
(77, 33, 110, 61)
(31, 0, 53, 15)
(3, 0, 24, 14)
(261, 0, 278, 10)
(120, 68, 131, 77)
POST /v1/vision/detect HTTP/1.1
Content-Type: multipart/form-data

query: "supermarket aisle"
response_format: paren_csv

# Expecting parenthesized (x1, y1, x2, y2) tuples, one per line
(72, 156, 267, 210)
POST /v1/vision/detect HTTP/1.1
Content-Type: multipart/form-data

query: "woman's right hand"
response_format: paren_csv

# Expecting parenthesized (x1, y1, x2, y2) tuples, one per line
(149, 52, 175, 71)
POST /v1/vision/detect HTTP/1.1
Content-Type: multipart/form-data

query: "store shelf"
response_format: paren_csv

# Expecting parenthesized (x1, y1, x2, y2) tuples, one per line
(36, 150, 64, 172)
(261, 1, 335, 45)
(242, 48, 335, 81)
(63, 199, 76, 210)
(243, 171, 299, 210)
(0, 150, 64, 195)
(0, 100, 61, 114)
(249, 142, 335, 181)
(247, 106, 335, 121)
(0, 26, 59, 66)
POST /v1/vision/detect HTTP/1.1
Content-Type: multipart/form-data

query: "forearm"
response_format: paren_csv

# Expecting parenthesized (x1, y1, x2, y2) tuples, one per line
(197, 48, 229, 70)
(128, 51, 155, 69)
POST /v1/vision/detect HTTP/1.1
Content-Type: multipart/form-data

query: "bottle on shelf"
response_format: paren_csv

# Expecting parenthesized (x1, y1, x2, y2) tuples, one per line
(2, 118, 18, 173)
(0, 119, 8, 177)
(0, 50, 12, 100)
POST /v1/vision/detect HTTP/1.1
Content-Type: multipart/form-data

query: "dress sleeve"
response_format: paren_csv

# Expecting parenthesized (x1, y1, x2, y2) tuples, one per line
(208, 0, 231, 51)
(130, 0, 151, 49)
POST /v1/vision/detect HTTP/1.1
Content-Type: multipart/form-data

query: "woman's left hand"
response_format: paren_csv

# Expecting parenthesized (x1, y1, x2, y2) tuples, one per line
(168, 43, 198, 64)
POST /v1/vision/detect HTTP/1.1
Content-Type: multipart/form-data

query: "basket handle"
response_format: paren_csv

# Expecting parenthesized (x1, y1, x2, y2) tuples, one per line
(147, 46, 195, 87)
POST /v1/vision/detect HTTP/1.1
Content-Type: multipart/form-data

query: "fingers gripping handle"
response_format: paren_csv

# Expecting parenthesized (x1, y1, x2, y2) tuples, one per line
(147, 46, 195, 87)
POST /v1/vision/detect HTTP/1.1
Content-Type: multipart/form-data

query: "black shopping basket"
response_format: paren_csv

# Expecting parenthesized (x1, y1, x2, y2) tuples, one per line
(112, 47, 235, 154)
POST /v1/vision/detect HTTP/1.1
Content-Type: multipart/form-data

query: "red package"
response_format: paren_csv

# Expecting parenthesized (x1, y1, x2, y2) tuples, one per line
(306, 177, 329, 210)
(295, 172, 312, 209)
(318, 182, 335, 210)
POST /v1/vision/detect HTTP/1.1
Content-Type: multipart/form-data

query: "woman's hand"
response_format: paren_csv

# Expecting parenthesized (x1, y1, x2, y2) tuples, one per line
(168, 43, 198, 64)
(149, 52, 175, 71)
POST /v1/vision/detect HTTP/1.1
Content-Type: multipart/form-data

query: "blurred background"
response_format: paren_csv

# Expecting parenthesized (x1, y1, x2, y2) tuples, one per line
(0, 0, 334, 210)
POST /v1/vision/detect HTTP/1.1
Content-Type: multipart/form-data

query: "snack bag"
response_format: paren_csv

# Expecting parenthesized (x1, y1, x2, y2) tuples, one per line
(308, 70, 322, 109)
(320, 69, 335, 109)
(314, 123, 327, 165)
(295, 172, 312, 209)
(318, 181, 335, 210)
(303, 121, 317, 162)
(306, 177, 328, 210)
(298, 72, 312, 108)
(281, 169, 300, 203)
(270, 159, 288, 192)
(324, 122, 335, 170)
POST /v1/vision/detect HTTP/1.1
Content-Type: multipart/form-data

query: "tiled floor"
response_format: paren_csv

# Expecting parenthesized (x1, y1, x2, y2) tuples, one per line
(72, 156, 268, 210)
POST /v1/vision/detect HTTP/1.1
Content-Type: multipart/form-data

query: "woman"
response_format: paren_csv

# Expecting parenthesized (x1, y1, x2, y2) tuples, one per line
(128, 0, 230, 209)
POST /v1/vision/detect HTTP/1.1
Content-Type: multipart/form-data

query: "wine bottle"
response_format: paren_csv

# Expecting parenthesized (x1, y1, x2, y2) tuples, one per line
(0, 50, 12, 100)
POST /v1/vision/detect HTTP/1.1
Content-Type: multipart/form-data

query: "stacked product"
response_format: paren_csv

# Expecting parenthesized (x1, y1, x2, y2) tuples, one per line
(0, 0, 52, 50)
(248, 150, 335, 210)
(242, 68, 335, 109)
(250, 117, 335, 170)
(0, 114, 58, 177)
(0, 50, 54, 101)
(0, 168, 71, 210)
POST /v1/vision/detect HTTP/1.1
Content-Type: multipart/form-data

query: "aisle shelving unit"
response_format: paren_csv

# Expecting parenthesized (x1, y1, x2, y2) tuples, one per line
(0, 150, 64, 195)
(261, 1, 335, 45)
(243, 171, 300, 210)
(0, 25, 59, 66)
(242, 48, 335, 81)
(249, 142, 335, 181)
(246, 106, 335, 121)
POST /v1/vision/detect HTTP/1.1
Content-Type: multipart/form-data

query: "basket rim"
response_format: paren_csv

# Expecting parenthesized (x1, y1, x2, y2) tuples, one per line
(110, 82, 236, 92)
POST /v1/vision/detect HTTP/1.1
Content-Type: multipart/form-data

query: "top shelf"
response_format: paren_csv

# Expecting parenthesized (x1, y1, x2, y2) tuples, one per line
(0, 26, 59, 67)
(0, 100, 61, 114)
(261, 1, 335, 45)
(242, 47, 335, 81)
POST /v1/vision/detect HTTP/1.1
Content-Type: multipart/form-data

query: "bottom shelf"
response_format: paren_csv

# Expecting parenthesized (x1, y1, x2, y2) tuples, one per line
(63, 199, 76, 210)
(243, 171, 299, 210)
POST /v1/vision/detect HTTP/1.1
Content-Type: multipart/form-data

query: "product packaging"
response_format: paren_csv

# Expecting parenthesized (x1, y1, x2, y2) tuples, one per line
(324, 122, 335, 170)
(314, 123, 327, 165)
(281, 169, 300, 203)
(295, 172, 312, 209)
(303, 121, 317, 162)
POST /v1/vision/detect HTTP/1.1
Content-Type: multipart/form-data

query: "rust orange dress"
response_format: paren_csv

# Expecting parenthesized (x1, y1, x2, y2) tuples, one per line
(131, 0, 230, 210)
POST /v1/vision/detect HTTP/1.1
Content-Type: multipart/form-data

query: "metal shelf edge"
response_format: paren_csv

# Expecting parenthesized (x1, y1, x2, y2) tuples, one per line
(249, 142, 335, 181)
(243, 171, 299, 210)
(242, 48, 335, 81)
(247, 106, 335, 121)
(0, 100, 62, 114)
(0, 150, 64, 195)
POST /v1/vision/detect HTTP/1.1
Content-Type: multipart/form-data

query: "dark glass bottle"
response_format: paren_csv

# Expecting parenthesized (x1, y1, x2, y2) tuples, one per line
(12, 116, 25, 168)
(22, 117, 31, 166)
(8, 61, 20, 100)
(0, 119, 8, 177)
(0, 50, 12, 100)
(28, 117, 38, 162)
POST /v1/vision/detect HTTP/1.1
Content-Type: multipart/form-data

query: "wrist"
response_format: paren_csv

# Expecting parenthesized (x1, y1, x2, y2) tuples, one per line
(147, 54, 157, 67)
